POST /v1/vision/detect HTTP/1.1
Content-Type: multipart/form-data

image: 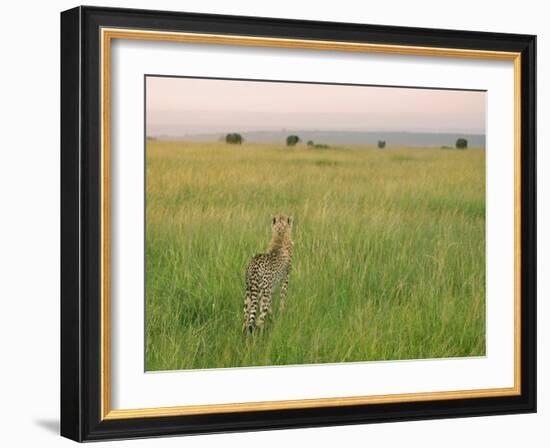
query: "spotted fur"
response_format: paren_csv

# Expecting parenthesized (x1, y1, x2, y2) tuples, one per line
(243, 214, 294, 334)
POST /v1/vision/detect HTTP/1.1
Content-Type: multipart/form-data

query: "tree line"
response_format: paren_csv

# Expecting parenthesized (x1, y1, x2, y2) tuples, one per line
(224, 133, 469, 149)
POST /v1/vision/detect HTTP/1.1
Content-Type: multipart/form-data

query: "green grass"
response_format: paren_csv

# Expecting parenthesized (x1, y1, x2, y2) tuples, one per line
(145, 141, 486, 371)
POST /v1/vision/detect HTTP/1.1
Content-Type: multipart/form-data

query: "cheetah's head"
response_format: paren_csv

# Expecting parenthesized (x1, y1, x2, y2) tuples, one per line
(272, 214, 293, 237)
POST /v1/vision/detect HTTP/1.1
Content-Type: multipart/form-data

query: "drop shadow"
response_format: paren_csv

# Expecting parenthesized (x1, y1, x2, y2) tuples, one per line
(34, 419, 59, 435)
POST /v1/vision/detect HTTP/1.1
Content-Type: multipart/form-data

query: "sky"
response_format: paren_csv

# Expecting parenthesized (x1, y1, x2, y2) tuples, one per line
(146, 76, 486, 137)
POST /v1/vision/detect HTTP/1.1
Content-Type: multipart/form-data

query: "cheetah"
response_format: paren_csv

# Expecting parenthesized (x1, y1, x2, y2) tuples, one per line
(243, 214, 294, 334)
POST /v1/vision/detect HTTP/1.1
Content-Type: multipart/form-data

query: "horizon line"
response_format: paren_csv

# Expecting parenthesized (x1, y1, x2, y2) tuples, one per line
(148, 129, 487, 137)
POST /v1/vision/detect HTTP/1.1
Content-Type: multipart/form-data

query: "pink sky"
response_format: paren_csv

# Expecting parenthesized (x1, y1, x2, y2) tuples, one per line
(146, 76, 486, 136)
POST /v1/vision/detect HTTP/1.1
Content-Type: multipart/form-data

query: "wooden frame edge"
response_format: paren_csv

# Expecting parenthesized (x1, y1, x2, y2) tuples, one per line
(102, 387, 520, 420)
(99, 27, 523, 421)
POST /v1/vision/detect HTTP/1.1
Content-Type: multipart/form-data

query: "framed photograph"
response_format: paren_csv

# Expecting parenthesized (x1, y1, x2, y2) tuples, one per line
(60, 6, 536, 442)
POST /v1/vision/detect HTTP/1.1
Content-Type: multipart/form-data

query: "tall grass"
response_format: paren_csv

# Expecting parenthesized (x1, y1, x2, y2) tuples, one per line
(145, 141, 485, 371)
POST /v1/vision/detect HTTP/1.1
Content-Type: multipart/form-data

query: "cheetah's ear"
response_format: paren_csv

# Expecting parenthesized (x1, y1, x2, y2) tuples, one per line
(272, 216, 277, 225)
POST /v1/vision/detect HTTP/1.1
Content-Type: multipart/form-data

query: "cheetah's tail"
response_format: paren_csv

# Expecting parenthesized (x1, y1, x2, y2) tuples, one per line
(243, 287, 253, 335)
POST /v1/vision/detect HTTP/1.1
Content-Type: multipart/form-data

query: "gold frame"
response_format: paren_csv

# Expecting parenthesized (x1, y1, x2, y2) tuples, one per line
(100, 27, 522, 421)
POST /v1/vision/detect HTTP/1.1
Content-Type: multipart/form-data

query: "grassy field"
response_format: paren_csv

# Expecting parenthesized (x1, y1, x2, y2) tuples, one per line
(145, 140, 486, 371)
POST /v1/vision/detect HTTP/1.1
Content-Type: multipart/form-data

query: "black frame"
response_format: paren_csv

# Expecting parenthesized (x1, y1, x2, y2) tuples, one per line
(61, 5, 536, 442)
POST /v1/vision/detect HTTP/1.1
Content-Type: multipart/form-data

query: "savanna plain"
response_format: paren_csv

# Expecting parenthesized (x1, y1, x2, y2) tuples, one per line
(145, 140, 485, 371)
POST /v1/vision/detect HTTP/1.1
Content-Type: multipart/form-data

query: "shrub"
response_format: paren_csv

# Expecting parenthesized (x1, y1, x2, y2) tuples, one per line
(456, 138, 468, 149)
(377, 140, 386, 149)
(286, 135, 300, 146)
(307, 140, 314, 146)
(225, 133, 243, 144)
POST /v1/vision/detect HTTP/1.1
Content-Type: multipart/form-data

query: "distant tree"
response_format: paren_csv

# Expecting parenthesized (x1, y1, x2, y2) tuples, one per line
(307, 140, 314, 147)
(377, 140, 386, 149)
(456, 138, 468, 149)
(225, 133, 243, 144)
(286, 135, 300, 146)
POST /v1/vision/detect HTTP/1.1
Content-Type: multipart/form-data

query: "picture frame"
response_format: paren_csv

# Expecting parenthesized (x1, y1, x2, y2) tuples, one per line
(60, 5, 536, 442)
